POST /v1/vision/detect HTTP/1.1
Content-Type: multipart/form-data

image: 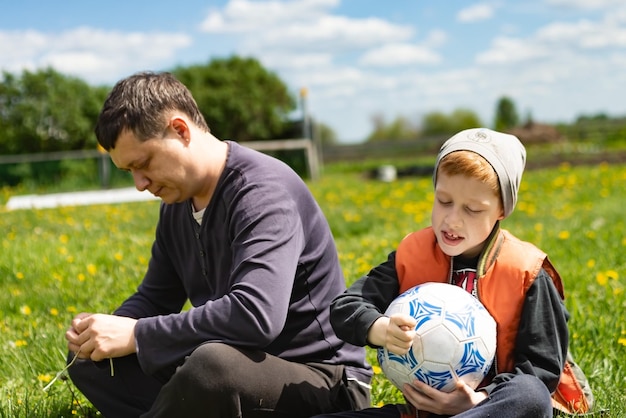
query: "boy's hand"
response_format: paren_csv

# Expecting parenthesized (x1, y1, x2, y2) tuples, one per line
(65, 313, 137, 361)
(367, 313, 416, 355)
(403, 379, 488, 415)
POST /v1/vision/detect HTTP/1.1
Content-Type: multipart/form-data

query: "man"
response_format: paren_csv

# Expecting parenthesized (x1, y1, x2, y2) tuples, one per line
(65, 71, 371, 418)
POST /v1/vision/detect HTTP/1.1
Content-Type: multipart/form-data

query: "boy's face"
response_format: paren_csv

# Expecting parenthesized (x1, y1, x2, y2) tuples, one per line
(432, 171, 504, 258)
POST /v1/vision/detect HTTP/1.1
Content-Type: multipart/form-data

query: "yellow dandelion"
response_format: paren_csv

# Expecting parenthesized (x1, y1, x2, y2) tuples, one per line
(596, 272, 608, 286)
(49, 308, 59, 316)
(586, 259, 595, 268)
(67, 306, 77, 313)
(14, 339, 28, 347)
(20, 305, 32, 315)
(618, 338, 626, 347)
(534, 223, 543, 232)
(77, 273, 86, 282)
(114, 252, 124, 261)
(558, 230, 570, 240)
(16, 272, 24, 280)
(372, 365, 382, 375)
(38, 374, 52, 383)
(59, 234, 69, 244)
(606, 270, 619, 280)
(87, 264, 97, 275)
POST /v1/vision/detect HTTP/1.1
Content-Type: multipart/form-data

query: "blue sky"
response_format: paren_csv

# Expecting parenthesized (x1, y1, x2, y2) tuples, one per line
(1, 0, 624, 143)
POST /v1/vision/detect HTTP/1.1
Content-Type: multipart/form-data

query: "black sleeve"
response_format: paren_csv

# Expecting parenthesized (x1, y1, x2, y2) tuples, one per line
(329, 251, 400, 347)
(482, 268, 569, 394)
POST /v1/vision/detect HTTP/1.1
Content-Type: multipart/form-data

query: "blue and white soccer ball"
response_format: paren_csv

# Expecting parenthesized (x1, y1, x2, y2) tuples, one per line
(377, 282, 497, 393)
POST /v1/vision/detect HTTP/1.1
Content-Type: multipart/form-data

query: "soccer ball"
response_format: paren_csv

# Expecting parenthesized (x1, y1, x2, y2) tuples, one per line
(376, 282, 497, 392)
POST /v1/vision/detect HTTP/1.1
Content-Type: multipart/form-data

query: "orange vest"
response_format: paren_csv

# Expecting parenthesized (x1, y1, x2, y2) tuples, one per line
(394, 226, 588, 416)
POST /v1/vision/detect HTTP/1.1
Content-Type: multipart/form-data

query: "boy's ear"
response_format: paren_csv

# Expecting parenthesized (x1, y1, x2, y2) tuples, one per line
(498, 206, 505, 220)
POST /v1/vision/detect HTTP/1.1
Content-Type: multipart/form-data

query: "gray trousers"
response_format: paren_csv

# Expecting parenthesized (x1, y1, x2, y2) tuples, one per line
(311, 374, 553, 418)
(68, 342, 370, 418)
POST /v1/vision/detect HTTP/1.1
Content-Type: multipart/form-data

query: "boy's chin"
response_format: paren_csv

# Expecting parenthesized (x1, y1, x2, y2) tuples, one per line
(439, 242, 481, 258)
(438, 243, 463, 257)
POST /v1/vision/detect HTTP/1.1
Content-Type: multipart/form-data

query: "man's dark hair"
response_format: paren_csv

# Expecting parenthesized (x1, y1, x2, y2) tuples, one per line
(95, 71, 210, 150)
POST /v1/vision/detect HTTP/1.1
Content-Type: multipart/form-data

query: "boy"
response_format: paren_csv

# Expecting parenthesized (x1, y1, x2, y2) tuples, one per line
(313, 128, 570, 417)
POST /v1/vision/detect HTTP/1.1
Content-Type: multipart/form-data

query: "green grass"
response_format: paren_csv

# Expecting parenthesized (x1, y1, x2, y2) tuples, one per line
(0, 162, 624, 416)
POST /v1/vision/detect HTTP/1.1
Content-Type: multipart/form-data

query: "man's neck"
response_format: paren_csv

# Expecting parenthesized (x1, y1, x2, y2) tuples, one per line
(191, 138, 228, 210)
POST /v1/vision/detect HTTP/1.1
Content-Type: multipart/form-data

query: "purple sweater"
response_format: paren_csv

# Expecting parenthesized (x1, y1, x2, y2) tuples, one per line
(115, 141, 372, 383)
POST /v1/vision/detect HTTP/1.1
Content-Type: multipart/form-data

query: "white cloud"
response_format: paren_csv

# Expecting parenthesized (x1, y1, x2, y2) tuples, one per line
(476, 37, 551, 65)
(259, 51, 333, 71)
(0, 30, 48, 65)
(423, 29, 448, 49)
(251, 15, 413, 51)
(214, 17, 415, 62)
(0, 27, 192, 83)
(546, 0, 623, 11)
(359, 43, 441, 67)
(200, 0, 339, 32)
(457, 3, 495, 23)
(200, 0, 414, 54)
(537, 18, 626, 49)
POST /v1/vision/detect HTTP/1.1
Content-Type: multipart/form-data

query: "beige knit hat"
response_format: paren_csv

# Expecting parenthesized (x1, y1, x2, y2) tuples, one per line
(433, 128, 526, 218)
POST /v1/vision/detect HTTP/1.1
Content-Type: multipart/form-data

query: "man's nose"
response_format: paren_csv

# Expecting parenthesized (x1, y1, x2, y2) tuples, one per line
(132, 171, 150, 192)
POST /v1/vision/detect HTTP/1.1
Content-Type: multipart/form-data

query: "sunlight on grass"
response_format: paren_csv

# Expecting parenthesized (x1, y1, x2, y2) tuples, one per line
(0, 163, 624, 416)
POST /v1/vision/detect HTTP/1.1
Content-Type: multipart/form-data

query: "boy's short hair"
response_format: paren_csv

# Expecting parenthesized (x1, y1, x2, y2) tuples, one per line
(433, 128, 526, 218)
(437, 150, 502, 208)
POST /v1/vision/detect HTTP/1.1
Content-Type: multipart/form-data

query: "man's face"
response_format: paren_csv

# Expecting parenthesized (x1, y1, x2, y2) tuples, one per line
(431, 171, 504, 258)
(109, 127, 191, 204)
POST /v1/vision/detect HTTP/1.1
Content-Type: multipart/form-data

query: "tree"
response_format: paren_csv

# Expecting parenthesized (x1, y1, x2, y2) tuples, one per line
(313, 121, 338, 145)
(422, 108, 483, 136)
(494, 96, 519, 131)
(366, 114, 419, 142)
(0, 68, 107, 154)
(421, 111, 450, 136)
(449, 109, 483, 132)
(172, 56, 296, 141)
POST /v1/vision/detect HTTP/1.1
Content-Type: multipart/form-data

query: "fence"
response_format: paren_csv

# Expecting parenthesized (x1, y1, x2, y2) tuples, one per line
(0, 138, 321, 187)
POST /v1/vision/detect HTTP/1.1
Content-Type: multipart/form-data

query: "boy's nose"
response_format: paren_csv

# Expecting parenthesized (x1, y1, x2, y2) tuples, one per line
(445, 208, 463, 228)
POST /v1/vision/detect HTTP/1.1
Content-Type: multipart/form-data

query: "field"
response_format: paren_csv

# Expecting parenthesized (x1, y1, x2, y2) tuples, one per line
(0, 161, 624, 417)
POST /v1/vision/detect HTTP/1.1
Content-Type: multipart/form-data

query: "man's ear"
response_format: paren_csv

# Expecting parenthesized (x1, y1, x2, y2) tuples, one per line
(170, 117, 191, 143)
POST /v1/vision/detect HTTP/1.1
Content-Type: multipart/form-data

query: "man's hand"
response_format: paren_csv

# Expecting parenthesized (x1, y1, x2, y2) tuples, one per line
(65, 313, 137, 361)
(367, 313, 416, 355)
(402, 379, 488, 416)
